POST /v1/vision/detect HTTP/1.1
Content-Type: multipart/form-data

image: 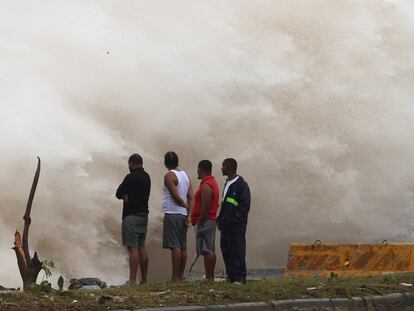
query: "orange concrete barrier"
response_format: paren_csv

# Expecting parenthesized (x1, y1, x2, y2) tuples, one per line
(285, 241, 414, 277)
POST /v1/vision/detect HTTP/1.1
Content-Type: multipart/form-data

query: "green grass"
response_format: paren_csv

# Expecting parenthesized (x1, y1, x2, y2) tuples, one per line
(2, 273, 414, 310)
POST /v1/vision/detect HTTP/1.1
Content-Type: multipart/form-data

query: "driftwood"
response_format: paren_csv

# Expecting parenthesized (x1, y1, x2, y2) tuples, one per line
(12, 157, 42, 290)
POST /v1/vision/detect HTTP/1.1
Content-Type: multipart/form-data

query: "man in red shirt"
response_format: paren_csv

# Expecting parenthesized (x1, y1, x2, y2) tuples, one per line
(191, 160, 220, 282)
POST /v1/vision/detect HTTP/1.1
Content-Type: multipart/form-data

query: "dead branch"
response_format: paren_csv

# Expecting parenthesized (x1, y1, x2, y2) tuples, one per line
(12, 157, 42, 290)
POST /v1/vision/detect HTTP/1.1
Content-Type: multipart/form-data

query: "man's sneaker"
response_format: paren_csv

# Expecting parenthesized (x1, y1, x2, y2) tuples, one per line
(232, 282, 244, 285)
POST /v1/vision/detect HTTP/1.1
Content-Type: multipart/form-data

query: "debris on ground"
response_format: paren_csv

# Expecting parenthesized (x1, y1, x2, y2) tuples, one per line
(359, 284, 383, 295)
(0, 285, 19, 294)
(0, 286, 16, 291)
(79, 285, 101, 291)
(2, 301, 18, 307)
(400, 282, 413, 287)
(97, 295, 125, 304)
(307, 283, 326, 291)
(152, 290, 171, 296)
(68, 278, 107, 290)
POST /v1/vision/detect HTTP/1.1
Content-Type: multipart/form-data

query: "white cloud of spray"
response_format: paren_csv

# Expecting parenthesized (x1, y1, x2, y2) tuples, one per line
(1, 0, 414, 287)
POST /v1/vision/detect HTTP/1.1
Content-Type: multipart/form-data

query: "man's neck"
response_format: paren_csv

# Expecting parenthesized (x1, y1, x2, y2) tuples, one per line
(227, 173, 238, 181)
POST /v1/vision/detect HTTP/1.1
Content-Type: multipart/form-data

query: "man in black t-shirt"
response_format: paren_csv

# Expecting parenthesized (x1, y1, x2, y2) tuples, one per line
(116, 153, 151, 285)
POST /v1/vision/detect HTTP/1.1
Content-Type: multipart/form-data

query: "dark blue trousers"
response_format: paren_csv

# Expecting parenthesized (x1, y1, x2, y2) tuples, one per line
(220, 228, 247, 283)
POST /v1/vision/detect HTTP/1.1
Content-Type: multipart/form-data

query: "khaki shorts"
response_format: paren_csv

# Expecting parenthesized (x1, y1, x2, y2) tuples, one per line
(122, 214, 148, 247)
(196, 220, 216, 256)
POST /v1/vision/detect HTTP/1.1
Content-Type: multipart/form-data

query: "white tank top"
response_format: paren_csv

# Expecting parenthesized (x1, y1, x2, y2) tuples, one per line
(162, 170, 190, 216)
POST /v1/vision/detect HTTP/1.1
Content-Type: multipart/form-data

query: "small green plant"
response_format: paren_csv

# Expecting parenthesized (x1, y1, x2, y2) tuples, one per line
(31, 280, 53, 293)
(41, 260, 55, 279)
(58, 276, 64, 294)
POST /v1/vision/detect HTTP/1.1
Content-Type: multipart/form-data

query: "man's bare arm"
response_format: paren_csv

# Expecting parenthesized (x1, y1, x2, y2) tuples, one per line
(200, 185, 213, 225)
(199, 184, 212, 225)
(165, 172, 187, 208)
(187, 183, 195, 225)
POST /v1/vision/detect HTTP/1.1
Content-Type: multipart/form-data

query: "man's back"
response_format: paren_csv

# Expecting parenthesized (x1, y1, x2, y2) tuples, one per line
(162, 169, 190, 215)
(192, 176, 220, 224)
(116, 154, 150, 286)
(116, 168, 151, 219)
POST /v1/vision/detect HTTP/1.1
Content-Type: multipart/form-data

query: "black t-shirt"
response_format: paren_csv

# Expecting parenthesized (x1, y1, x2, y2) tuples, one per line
(116, 168, 151, 219)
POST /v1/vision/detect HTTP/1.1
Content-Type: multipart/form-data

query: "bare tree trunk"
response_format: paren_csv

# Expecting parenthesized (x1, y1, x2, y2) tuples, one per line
(12, 157, 42, 290)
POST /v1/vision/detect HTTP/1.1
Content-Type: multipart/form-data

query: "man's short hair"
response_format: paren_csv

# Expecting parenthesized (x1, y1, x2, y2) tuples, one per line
(128, 153, 143, 165)
(164, 151, 179, 169)
(224, 158, 238, 171)
(198, 160, 212, 174)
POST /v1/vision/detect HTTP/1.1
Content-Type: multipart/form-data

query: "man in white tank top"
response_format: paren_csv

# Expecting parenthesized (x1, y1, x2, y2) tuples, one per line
(162, 151, 194, 282)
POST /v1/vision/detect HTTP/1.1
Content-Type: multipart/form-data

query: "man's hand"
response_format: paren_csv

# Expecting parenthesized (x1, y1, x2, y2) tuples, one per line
(122, 195, 129, 203)
(186, 215, 192, 227)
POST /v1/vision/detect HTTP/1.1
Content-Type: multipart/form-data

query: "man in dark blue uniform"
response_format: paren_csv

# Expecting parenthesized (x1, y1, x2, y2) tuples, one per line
(217, 158, 251, 284)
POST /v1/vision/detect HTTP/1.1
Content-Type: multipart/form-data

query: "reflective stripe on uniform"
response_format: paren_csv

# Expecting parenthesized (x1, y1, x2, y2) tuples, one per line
(226, 197, 239, 206)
